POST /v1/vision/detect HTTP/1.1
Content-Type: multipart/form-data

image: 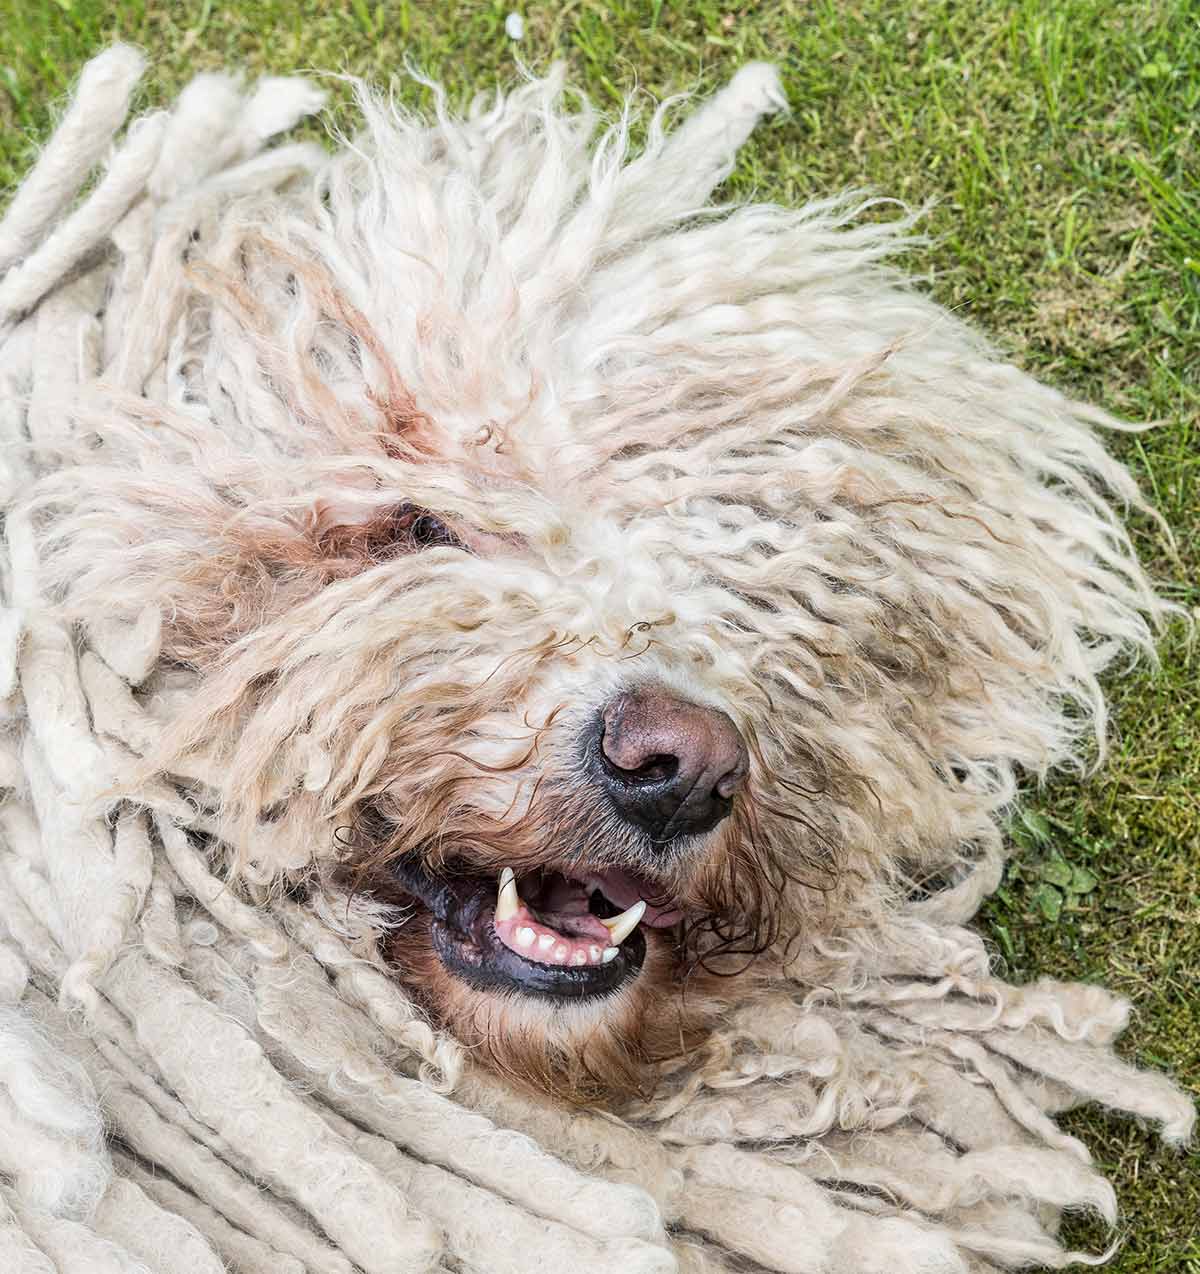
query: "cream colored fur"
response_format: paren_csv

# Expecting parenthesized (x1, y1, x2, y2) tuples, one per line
(0, 45, 1193, 1274)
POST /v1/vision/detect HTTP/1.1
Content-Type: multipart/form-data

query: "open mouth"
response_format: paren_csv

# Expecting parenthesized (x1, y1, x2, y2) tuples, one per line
(388, 856, 683, 1000)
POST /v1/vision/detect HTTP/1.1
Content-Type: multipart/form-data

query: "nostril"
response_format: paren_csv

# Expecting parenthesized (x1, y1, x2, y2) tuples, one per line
(603, 751, 679, 786)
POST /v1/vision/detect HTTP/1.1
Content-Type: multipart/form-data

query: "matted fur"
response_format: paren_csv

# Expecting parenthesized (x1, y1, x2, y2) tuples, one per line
(0, 45, 1192, 1274)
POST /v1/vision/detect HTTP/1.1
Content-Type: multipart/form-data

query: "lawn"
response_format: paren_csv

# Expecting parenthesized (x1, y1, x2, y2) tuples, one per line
(0, 0, 1196, 1267)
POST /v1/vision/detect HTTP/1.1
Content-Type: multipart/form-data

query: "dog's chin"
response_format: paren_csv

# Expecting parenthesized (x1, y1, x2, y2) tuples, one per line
(379, 855, 716, 1101)
(388, 916, 711, 1102)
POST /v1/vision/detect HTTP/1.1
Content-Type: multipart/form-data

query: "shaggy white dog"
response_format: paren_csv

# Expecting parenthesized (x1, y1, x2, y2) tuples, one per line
(0, 45, 1192, 1274)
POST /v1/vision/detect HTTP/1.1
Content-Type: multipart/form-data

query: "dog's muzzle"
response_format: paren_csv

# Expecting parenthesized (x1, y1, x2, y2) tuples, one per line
(389, 686, 748, 1000)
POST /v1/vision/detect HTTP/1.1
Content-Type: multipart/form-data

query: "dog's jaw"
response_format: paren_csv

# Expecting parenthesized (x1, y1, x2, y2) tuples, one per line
(383, 895, 718, 1102)
(329, 734, 785, 1100)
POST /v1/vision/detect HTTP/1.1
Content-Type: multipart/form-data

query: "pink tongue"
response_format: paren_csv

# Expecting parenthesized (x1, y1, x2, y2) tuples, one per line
(495, 905, 615, 967)
(588, 869, 683, 928)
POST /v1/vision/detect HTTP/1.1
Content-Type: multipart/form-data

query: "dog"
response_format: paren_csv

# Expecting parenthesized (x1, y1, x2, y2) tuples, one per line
(22, 56, 1170, 1113)
(3, 49, 1196, 1272)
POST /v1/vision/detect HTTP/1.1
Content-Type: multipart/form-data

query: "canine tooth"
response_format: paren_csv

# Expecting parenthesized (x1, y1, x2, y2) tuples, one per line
(570, 951, 587, 966)
(537, 934, 555, 951)
(516, 927, 535, 947)
(600, 899, 646, 946)
(602, 947, 618, 963)
(495, 868, 520, 923)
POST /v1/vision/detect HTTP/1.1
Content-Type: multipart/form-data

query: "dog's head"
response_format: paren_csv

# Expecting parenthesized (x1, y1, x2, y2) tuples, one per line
(36, 66, 1164, 1100)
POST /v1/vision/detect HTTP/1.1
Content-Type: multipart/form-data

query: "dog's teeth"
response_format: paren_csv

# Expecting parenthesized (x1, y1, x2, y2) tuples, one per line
(554, 944, 569, 963)
(589, 945, 601, 963)
(516, 927, 535, 948)
(570, 951, 587, 966)
(600, 899, 646, 945)
(602, 947, 619, 963)
(537, 933, 555, 951)
(495, 867, 520, 923)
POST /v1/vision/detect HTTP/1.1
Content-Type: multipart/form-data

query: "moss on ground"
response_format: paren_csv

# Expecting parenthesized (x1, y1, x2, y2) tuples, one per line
(1, 1, 1196, 1267)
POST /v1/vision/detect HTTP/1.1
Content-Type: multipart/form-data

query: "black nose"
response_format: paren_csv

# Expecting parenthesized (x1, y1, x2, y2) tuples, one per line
(594, 689, 749, 841)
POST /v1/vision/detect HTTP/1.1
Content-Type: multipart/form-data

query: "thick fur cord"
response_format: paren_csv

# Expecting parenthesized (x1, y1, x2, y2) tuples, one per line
(0, 45, 1194, 1274)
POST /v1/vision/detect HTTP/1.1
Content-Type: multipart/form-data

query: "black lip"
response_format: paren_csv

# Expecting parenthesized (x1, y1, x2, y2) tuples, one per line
(390, 854, 647, 1000)
(431, 909, 645, 1000)
(389, 854, 490, 931)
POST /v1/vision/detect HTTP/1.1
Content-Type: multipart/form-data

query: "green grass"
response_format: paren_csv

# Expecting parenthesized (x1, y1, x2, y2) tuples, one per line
(1, 0, 1196, 1266)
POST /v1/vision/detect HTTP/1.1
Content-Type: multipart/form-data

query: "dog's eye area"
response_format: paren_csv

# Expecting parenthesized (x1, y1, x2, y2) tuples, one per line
(390, 503, 465, 552)
(315, 500, 467, 562)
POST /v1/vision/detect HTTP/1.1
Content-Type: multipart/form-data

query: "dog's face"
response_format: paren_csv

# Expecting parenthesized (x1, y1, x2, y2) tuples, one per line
(40, 68, 1159, 1103)
(256, 426, 865, 1099)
